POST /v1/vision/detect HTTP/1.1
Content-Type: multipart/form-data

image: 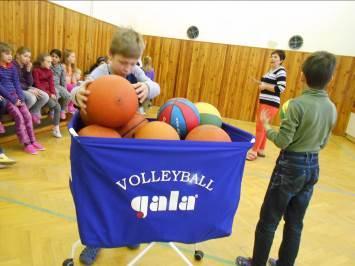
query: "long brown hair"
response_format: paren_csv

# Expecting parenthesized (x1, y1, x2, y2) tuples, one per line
(63, 49, 76, 73)
(142, 56, 153, 72)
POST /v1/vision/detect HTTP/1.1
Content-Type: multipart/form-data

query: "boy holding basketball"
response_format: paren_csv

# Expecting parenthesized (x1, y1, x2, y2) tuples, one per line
(72, 27, 160, 114)
(71, 28, 160, 265)
(236, 51, 337, 266)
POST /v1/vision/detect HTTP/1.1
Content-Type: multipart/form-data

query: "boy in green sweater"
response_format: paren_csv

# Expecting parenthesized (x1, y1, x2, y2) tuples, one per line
(236, 51, 337, 266)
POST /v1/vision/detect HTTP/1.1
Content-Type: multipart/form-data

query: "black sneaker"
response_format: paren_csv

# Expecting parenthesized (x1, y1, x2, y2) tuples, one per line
(127, 244, 140, 250)
(268, 258, 278, 266)
(79, 247, 100, 265)
(236, 256, 252, 266)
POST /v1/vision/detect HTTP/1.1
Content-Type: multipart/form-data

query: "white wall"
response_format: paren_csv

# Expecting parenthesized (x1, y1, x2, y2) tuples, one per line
(51, 1, 355, 56)
(52, 1, 92, 16)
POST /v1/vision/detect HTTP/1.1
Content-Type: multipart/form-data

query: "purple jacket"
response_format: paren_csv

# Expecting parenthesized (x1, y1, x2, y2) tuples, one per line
(144, 69, 155, 81)
(0, 63, 25, 104)
(12, 60, 33, 90)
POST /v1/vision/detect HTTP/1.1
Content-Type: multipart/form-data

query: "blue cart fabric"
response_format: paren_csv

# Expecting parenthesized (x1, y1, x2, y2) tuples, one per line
(68, 112, 254, 248)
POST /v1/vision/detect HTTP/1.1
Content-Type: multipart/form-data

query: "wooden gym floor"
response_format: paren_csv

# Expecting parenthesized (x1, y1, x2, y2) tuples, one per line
(0, 107, 354, 266)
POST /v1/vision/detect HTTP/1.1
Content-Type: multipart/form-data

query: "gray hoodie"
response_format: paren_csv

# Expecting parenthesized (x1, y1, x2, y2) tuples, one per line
(51, 64, 66, 88)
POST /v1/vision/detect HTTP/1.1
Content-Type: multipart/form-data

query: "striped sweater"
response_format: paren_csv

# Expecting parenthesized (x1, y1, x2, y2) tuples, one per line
(259, 66, 287, 108)
(0, 63, 25, 104)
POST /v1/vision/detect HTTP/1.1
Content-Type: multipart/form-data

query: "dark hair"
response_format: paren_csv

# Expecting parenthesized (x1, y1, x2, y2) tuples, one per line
(271, 50, 286, 62)
(33, 53, 50, 68)
(302, 51, 336, 89)
(50, 49, 62, 58)
(96, 56, 107, 65)
(0, 42, 12, 54)
(89, 56, 108, 73)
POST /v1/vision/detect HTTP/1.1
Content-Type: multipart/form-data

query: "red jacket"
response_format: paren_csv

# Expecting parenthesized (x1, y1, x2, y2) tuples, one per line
(32, 67, 56, 96)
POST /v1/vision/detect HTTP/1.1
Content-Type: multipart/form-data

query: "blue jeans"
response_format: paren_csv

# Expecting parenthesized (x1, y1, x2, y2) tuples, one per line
(252, 151, 319, 266)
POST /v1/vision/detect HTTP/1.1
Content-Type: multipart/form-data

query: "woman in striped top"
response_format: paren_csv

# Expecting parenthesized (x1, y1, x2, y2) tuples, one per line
(247, 50, 286, 161)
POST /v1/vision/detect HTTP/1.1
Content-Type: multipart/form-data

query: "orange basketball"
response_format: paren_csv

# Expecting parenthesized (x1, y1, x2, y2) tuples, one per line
(80, 111, 91, 125)
(78, 125, 121, 138)
(86, 75, 138, 128)
(117, 113, 148, 138)
(185, 125, 231, 142)
(134, 121, 180, 140)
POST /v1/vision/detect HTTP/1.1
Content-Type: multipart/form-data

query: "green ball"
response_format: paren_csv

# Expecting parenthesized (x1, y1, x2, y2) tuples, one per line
(195, 102, 223, 127)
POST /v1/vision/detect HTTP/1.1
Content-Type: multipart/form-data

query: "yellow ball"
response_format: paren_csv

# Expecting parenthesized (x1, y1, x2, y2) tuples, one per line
(195, 102, 223, 127)
(280, 99, 291, 120)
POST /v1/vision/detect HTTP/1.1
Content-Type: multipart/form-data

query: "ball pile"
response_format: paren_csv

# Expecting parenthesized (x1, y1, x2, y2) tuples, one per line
(78, 76, 232, 143)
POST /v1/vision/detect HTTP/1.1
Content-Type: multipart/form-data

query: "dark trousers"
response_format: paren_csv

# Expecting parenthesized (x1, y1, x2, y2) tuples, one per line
(252, 151, 319, 266)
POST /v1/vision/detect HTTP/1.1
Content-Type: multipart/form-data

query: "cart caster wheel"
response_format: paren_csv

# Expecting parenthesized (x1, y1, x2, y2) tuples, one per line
(63, 258, 74, 266)
(194, 250, 204, 261)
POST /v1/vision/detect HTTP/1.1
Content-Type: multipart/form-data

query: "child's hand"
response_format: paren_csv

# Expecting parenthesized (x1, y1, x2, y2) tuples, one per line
(29, 88, 41, 98)
(26, 62, 32, 72)
(132, 82, 149, 103)
(259, 82, 266, 90)
(260, 109, 271, 126)
(75, 80, 92, 112)
(51, 94, 57, 100)
(15, 100, 22, 106)
(250, 77, 261, 85)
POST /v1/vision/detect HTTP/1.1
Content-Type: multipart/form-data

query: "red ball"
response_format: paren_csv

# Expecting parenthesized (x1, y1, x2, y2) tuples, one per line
(185, 125, 231, 142)
(157, 98, 200, 138)
(117, 113, 148, 138)
(78, 125, 121, 138)
(86, 75, 138, 128)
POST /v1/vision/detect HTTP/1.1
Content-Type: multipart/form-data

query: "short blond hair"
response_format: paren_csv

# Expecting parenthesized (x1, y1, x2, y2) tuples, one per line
(110, 28, 145, 58)
(0, 42, 12, 54)
(16, 46, 31, 57)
